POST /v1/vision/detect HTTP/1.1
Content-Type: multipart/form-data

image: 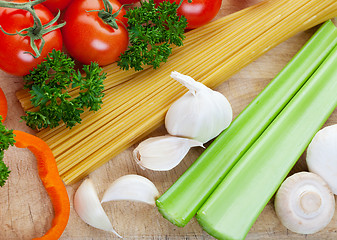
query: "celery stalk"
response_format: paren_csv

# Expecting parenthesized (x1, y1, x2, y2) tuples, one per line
(156, 21, 337, 227)
(196, 35, 337, 240)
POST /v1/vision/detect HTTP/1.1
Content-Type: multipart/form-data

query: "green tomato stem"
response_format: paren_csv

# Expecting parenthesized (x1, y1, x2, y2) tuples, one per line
(0, 0, 45, 34)
(87, 0, 125, 30)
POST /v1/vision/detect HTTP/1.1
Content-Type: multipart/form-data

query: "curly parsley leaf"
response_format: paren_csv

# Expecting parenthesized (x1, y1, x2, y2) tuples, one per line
(0, 116, 15, 187)
(72, 63, 105, 111)
(22, 50, 106, 130)
(0, 159, 10, 187)
(118, 0, 188, 71)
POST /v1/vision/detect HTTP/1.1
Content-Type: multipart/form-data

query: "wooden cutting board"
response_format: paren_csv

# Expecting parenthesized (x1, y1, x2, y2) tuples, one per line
(1, 1, 337, 239)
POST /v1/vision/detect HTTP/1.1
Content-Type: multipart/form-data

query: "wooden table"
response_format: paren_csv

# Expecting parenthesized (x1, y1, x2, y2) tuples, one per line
(1, 1, 337, 239)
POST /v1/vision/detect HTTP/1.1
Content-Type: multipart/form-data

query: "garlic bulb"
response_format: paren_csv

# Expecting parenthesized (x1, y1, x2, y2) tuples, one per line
(133, 135, 203, 171)
(101, 174, 160, 205)
(306, 124, 337, 194)
(165, 71, 233, 143)
(74, 179, 121, 238)
(274, 172, 335, 234)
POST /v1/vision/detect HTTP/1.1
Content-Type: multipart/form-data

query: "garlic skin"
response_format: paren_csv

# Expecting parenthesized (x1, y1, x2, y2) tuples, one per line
(74, 179, 121, 238)
(274, 172, 335, 234)
(307, 124, 337, 194)
(165, 71, 233, 143)
(133, 135, 203, 171)
(101, 174, 160, 205)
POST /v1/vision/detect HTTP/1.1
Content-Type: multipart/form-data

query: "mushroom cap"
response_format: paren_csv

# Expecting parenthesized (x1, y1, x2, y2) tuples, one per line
(274, 172, 335, 234)
(307, 124, 337, 194)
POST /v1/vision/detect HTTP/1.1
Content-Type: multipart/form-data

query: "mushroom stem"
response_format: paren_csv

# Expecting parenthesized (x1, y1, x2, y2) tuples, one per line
(298, 190, 322, 216)
(274, 172, 335, 234)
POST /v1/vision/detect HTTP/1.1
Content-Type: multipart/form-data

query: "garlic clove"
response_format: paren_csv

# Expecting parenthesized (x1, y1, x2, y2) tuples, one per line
(133, 135, 203, 171)
(274, 172, 335, 234)
(101, 174, 160, 205)
(74, 179, 121, 238)
(165, 71, 233, 143)
(306, 124, 337, 194)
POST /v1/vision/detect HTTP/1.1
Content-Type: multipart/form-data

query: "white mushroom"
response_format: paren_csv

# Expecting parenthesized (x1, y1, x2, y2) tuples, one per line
(306, 124, 337, 194)
(274, 172, 335, 234)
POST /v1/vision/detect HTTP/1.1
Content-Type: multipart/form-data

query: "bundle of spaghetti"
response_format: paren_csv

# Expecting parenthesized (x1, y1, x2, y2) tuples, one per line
(17, 0, 337, 185)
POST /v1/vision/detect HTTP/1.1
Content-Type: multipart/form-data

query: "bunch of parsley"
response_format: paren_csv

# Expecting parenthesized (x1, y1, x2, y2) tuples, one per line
(0, 117, 15, 187)
(22, 50, 106, 130)
(118, 0, 188, 71)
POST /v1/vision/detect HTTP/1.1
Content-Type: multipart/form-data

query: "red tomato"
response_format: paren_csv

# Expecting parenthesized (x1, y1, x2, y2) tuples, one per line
(62, 0, 129, 66)
(119, 0, 139, 3)
(154, 0, 222, 29)
(43, 0, 72, 13)
(0, 0, 63, 76)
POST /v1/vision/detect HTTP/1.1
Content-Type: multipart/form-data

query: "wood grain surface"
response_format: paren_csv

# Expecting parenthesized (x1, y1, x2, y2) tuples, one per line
(1, 0, 337, 239)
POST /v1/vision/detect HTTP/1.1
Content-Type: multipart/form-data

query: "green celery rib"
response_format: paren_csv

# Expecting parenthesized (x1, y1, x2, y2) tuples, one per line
(156, 21, 337, 227)
(196, 32, 337, 240)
